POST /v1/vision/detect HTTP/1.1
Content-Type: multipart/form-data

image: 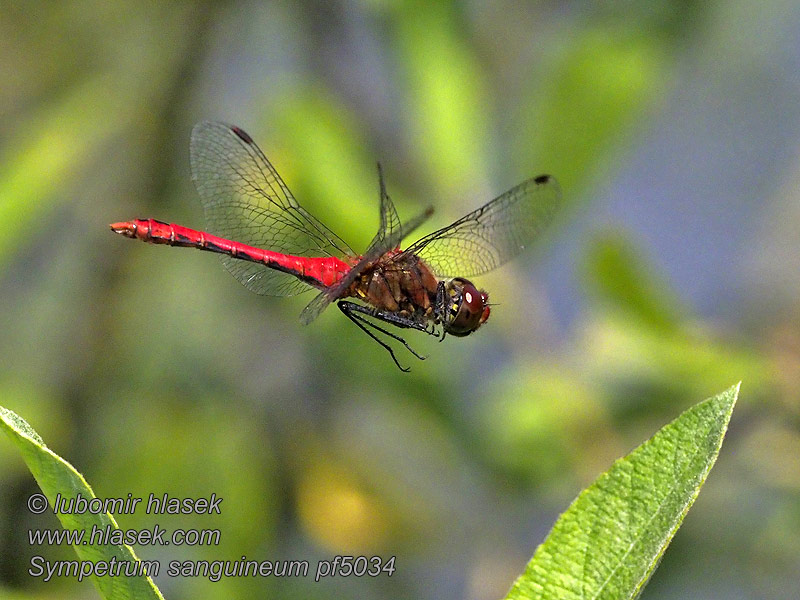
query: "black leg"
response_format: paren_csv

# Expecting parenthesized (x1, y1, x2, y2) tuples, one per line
(434, 281, 448, 342)
(339, 301, 428, 359)
(340, 300, 444, 340)
(338, 301, 428, 371)
(346, 311, 411, 372)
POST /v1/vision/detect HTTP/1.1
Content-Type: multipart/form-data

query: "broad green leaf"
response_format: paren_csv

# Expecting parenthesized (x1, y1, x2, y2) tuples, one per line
(505, 383, 739, 600)
(0, 406, 164, 600)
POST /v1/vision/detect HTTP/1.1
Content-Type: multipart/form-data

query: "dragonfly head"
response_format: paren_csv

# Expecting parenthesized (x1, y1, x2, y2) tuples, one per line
(443, 278, 490, 337)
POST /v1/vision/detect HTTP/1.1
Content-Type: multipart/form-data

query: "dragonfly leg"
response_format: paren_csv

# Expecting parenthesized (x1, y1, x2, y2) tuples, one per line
(338, 301, 428, 370)
(422, 316, 444, 340)
(434, 281, 448, 342)
(340, 301, 431, 335)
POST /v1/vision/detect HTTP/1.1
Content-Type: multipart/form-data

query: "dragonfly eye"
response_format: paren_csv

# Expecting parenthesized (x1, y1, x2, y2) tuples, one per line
(444, 278, 489, 337)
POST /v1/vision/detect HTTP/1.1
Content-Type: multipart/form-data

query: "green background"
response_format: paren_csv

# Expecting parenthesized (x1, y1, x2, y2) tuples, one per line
(1, 1, 798, 598)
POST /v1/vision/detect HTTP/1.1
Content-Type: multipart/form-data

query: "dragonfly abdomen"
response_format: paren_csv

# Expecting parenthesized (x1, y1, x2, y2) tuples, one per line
(109, 219, 350, 288)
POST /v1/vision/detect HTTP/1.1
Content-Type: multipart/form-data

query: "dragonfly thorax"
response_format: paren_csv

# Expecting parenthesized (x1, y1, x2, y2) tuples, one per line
(441, 278, 490, 337)
(348, 255, 440, 316)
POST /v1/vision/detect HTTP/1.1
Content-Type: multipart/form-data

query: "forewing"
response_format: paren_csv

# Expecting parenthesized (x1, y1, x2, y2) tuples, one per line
(401, 175, 561, 278)
(190, 121, 354, 296)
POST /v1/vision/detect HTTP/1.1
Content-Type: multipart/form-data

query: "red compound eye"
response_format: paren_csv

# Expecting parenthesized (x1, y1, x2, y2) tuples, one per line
(445, 278, 488, 337)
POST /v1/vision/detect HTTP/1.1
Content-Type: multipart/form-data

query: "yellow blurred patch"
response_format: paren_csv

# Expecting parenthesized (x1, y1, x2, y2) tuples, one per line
(297, 460, 389, 553)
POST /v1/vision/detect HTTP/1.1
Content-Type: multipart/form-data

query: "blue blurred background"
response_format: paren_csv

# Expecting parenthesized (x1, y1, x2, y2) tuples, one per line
(1, 1, 799, 598)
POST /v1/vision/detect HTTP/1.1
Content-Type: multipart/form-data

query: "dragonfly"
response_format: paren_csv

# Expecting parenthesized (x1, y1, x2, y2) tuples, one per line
(111, 122, 560, 371)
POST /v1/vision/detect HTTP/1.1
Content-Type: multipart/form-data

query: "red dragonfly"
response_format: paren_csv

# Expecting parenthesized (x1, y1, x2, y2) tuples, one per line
(111, 122, 560, 370)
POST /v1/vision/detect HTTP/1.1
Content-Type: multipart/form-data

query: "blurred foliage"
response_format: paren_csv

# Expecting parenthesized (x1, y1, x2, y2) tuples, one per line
(583, 230, 686, 332)
(1, 1, 799, 599)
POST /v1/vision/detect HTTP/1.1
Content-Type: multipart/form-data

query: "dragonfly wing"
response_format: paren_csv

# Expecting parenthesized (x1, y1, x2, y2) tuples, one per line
(190, 121, 355, 296)
(299, 289, 335, 325)
(220, 258, 314, 297)
(401, 175, 561, 278)
(365, 163, 402, 256)
(399, 206, 434, 242)
(365, 163, 434, 255)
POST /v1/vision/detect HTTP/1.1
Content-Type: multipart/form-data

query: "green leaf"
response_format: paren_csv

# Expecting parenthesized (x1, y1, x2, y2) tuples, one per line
(505, 383, 739, 600)
(0, 406, 164, 600)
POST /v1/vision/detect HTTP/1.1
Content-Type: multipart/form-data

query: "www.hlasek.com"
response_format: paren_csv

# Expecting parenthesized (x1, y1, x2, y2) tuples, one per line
(26, 493, 396, 583)
(27, 492, 222, 547)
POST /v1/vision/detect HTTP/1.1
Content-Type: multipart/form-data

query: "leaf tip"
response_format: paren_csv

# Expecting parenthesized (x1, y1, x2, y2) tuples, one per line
(0, 406, 45, 446)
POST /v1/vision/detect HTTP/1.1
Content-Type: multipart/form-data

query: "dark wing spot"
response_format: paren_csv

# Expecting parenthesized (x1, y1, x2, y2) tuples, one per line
(230, 126, 254, 144)
(534, 174, 551, 184)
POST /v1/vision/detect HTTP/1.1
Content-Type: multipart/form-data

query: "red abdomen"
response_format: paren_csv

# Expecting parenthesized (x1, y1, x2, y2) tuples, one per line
(110, 219, 351, 288)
